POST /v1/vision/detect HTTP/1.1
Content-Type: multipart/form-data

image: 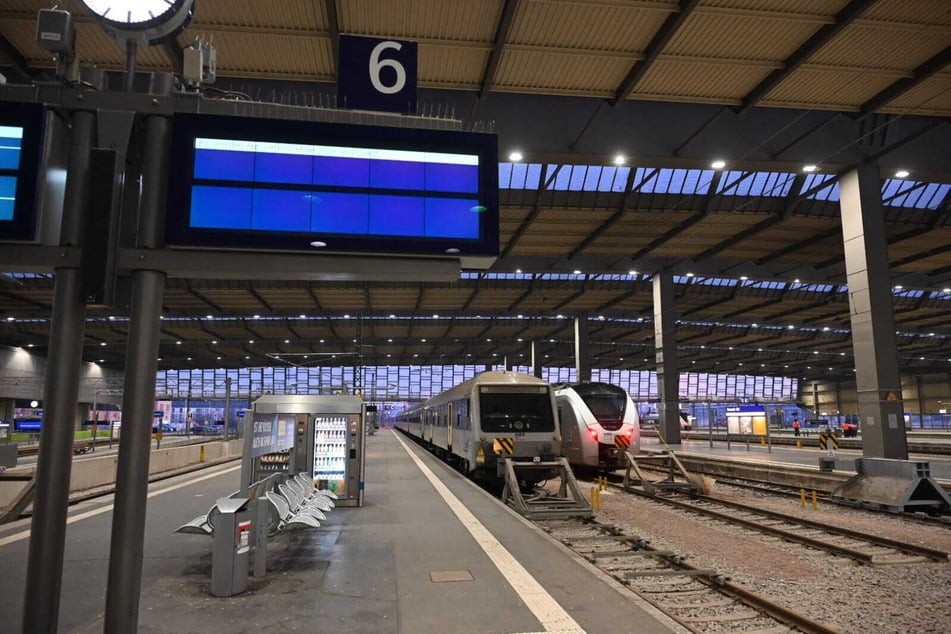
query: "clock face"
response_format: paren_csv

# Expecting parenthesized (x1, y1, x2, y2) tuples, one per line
(81, 1, 178, 25)
(79, 0, 194, 44)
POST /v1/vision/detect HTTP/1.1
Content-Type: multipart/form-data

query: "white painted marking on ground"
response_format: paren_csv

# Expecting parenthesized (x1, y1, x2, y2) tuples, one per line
(393, 432, 586, 634)
(0, 464, 241, 548)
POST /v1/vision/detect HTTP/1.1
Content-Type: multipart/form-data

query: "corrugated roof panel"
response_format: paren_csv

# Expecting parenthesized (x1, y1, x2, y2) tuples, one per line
(494, 49, 631, 95)
(633, 59, 773, 103)
(666, 11, 824, 61)
(761, 67, 898, 110)
(418, 44, 487, 87)
(211, 33, 333, 79)
(859, 0, 951, 25)
(809, 24, 948, 71)
(192, 0, 325, 30)
(883, 73, 951, 117)
(339, 0, 500, 41)
(510, 0, 674, 52)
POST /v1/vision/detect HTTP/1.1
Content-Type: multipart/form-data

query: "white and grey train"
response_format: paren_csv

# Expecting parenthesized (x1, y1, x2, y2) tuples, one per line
(394, 371, 561, 486)
(554, 382, 640, 472)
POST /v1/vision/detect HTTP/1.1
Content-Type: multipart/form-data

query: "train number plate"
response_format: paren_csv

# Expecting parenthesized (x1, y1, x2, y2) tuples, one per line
(601, 432, 614, 442)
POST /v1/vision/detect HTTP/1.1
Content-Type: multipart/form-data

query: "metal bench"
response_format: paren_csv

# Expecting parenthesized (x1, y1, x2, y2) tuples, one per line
(175, 472, 332, 536)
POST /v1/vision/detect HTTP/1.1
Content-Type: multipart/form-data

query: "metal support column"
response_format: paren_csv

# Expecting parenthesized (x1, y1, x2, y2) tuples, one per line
(653, 272, 681, 444)
(916, 376, 925, 430)
(839, 165, 908, 459)
(574, 316, 591, 383)
(531, 341, 543, 378)
(22, 110, 93, 634)
(104, 74, 173, 634)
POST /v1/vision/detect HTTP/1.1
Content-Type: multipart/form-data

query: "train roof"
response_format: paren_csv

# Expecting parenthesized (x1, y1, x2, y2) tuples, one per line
(553, 382, 630, 398)
(403, 371, 552, 413)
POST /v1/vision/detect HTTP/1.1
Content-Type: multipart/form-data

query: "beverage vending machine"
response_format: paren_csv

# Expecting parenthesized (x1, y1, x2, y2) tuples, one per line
(252, 394, 366, 507)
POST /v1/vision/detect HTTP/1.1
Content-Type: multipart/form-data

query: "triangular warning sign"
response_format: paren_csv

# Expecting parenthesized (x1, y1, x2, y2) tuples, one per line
(886, 391, 898, 402)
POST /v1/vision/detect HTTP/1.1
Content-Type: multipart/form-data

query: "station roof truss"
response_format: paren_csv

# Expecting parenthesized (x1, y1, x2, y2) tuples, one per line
(0, 0, 949, 384)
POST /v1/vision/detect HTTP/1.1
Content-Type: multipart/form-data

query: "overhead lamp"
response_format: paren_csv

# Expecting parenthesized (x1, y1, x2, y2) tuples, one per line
(739, 275, 748, 281)
(802, 164, 818, 173)
(710, 159, 726, 169)
(629, 270, 638, 276)
(894, 285, 903, 290)
(613, 153, 626, 165)
(895, 169, 910, 178)
(573, 269, 582, 275)
(508, 151, 523, 162)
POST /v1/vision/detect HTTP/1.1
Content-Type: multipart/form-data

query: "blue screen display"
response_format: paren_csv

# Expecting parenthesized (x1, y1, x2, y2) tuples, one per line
(167, 114, 499, 257)
(0, 103, 43, 241)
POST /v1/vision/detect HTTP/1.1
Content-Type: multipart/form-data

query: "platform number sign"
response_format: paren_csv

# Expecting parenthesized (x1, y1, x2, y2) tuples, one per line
(337, 34, 418, 114)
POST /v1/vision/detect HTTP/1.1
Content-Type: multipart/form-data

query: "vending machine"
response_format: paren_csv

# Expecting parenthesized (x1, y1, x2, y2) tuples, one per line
(252, 394, 366, 507)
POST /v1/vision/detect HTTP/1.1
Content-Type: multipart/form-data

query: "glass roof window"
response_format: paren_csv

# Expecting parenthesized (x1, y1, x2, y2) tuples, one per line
(716, 170, 795, 197)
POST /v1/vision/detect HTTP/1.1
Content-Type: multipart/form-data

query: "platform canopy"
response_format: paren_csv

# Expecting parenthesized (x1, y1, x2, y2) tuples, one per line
(0, 0, 948, 382)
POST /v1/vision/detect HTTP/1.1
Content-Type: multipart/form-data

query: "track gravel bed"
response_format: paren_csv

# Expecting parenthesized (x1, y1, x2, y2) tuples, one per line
(583, 479, 951, 633)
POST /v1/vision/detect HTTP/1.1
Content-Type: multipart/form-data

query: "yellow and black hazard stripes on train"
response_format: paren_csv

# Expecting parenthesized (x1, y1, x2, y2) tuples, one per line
(614, 433, 631, 450)
(492, 437, 514, 455)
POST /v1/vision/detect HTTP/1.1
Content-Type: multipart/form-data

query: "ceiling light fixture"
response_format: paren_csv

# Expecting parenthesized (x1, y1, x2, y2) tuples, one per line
(613, 154, 626, 165)
(711, 159, 726, 169)
(802, 164, 818, 173)
(509, 151, 523, 162)
(895, 169, 910, 178)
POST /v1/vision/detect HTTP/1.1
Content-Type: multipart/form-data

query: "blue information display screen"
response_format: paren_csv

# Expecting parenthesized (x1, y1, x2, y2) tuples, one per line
(0, 103, 44, 241)
(167, 114, 499, 257)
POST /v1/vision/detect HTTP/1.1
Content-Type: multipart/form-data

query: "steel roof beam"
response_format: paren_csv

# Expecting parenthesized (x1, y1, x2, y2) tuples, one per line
(479, 0, 519, 98)
(610, 0, 701, 106)
(0, 32, 30, 84)
(325, 0, 340, 74)
(501, 164, 561, 258)
(857, 46, 951, 119)
(738, 0, 875, 113)
(567, 167, 641, 259)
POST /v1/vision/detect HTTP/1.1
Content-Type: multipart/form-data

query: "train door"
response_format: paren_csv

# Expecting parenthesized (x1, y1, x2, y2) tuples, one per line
(557, 398, 583, 463)
(447, 401, 453, 451)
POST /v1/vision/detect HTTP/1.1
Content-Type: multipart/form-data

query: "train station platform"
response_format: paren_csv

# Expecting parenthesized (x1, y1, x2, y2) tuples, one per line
(644, 435, 951, 481)
(0, 430, 684, 634)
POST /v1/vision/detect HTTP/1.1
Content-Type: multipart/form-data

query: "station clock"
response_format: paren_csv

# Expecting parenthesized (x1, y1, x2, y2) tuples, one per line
(78, 0, 196, 45)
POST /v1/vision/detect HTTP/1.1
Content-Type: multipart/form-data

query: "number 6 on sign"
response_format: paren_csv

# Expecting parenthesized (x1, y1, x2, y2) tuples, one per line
(369, 41, 406, 94)
(338, 34, 418, 114)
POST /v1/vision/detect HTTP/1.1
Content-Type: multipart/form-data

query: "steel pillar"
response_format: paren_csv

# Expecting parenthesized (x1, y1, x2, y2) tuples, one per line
(653, 272, 680, 444)
(22, 110, 93, 634)
(531, 341, 543, 378)
(839, 165, 908, 459)
(104, 74, 173, 634)
(574, 316, 591, 383)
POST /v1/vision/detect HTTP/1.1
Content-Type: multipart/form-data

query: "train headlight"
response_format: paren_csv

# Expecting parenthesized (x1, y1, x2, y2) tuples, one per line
(588, 428, 598, 440)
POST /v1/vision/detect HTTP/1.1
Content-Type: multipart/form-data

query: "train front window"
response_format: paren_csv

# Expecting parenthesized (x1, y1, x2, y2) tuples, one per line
(581, 393, 626, 424)
(479, 391, 555, 433)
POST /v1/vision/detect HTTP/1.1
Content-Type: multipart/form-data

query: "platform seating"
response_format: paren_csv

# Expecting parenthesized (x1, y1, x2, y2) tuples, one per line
(175, 472, 332, 536)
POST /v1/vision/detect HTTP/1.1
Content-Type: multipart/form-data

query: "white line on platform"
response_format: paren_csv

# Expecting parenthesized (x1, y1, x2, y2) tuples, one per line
(0, 464, 241, 548)
(393, 431, 586, 634)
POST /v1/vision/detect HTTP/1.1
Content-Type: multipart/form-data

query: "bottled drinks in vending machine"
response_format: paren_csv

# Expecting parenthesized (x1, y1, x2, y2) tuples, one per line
(313, 415, 349, 494)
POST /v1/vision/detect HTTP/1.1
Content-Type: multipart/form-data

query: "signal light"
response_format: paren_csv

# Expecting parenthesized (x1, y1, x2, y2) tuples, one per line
(589, 429, 598, 440)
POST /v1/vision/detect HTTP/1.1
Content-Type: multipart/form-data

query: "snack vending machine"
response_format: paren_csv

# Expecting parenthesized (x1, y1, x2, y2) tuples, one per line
(252, 395, 366, 507)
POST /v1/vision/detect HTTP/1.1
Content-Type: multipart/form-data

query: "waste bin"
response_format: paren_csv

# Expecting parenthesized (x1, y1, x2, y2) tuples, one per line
(819, 456, 836, 472)
(211, 498, 253, 597)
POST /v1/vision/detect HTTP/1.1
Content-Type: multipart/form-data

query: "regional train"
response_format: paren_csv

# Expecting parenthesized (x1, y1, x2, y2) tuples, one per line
(394, 371, 561, 487)
(553, 382, 640, 472)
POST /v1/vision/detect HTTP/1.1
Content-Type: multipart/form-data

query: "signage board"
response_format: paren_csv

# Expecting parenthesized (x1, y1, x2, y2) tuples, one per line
(167, 113, 498, 259)
(153, 411, 164, 418)
(0, 102, 44, 241)
(337, 34, 418, 114)
(249, 413, 294, 458)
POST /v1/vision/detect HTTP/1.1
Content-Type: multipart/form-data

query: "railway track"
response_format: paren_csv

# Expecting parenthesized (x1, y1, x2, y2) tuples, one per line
(707, 474, 951, 526)
(610, 483, 950, 565)
(537, 516, 839, 633)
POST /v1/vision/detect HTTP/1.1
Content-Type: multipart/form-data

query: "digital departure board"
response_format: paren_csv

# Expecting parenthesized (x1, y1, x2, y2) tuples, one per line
(0, 102, 44, 241)
(166, 113, 499, 258)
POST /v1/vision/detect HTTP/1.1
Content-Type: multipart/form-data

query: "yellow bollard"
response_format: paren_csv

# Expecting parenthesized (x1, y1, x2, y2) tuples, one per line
(760, 436, 766, 446)
(800, 488, 806, 508)
(199, 445, 206, 463)
(812, 490, 818, 510)
(796, 440, 802, 449)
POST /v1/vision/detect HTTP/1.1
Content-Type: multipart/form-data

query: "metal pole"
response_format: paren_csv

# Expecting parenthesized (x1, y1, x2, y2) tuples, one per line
(124, 40, 137, 92)
(185, 386, 191, 440)
(104, 75, 172, 634)
(22, 109, 93, 634)
(225, 377, 232, 441)
(708, 403, 713, 449)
